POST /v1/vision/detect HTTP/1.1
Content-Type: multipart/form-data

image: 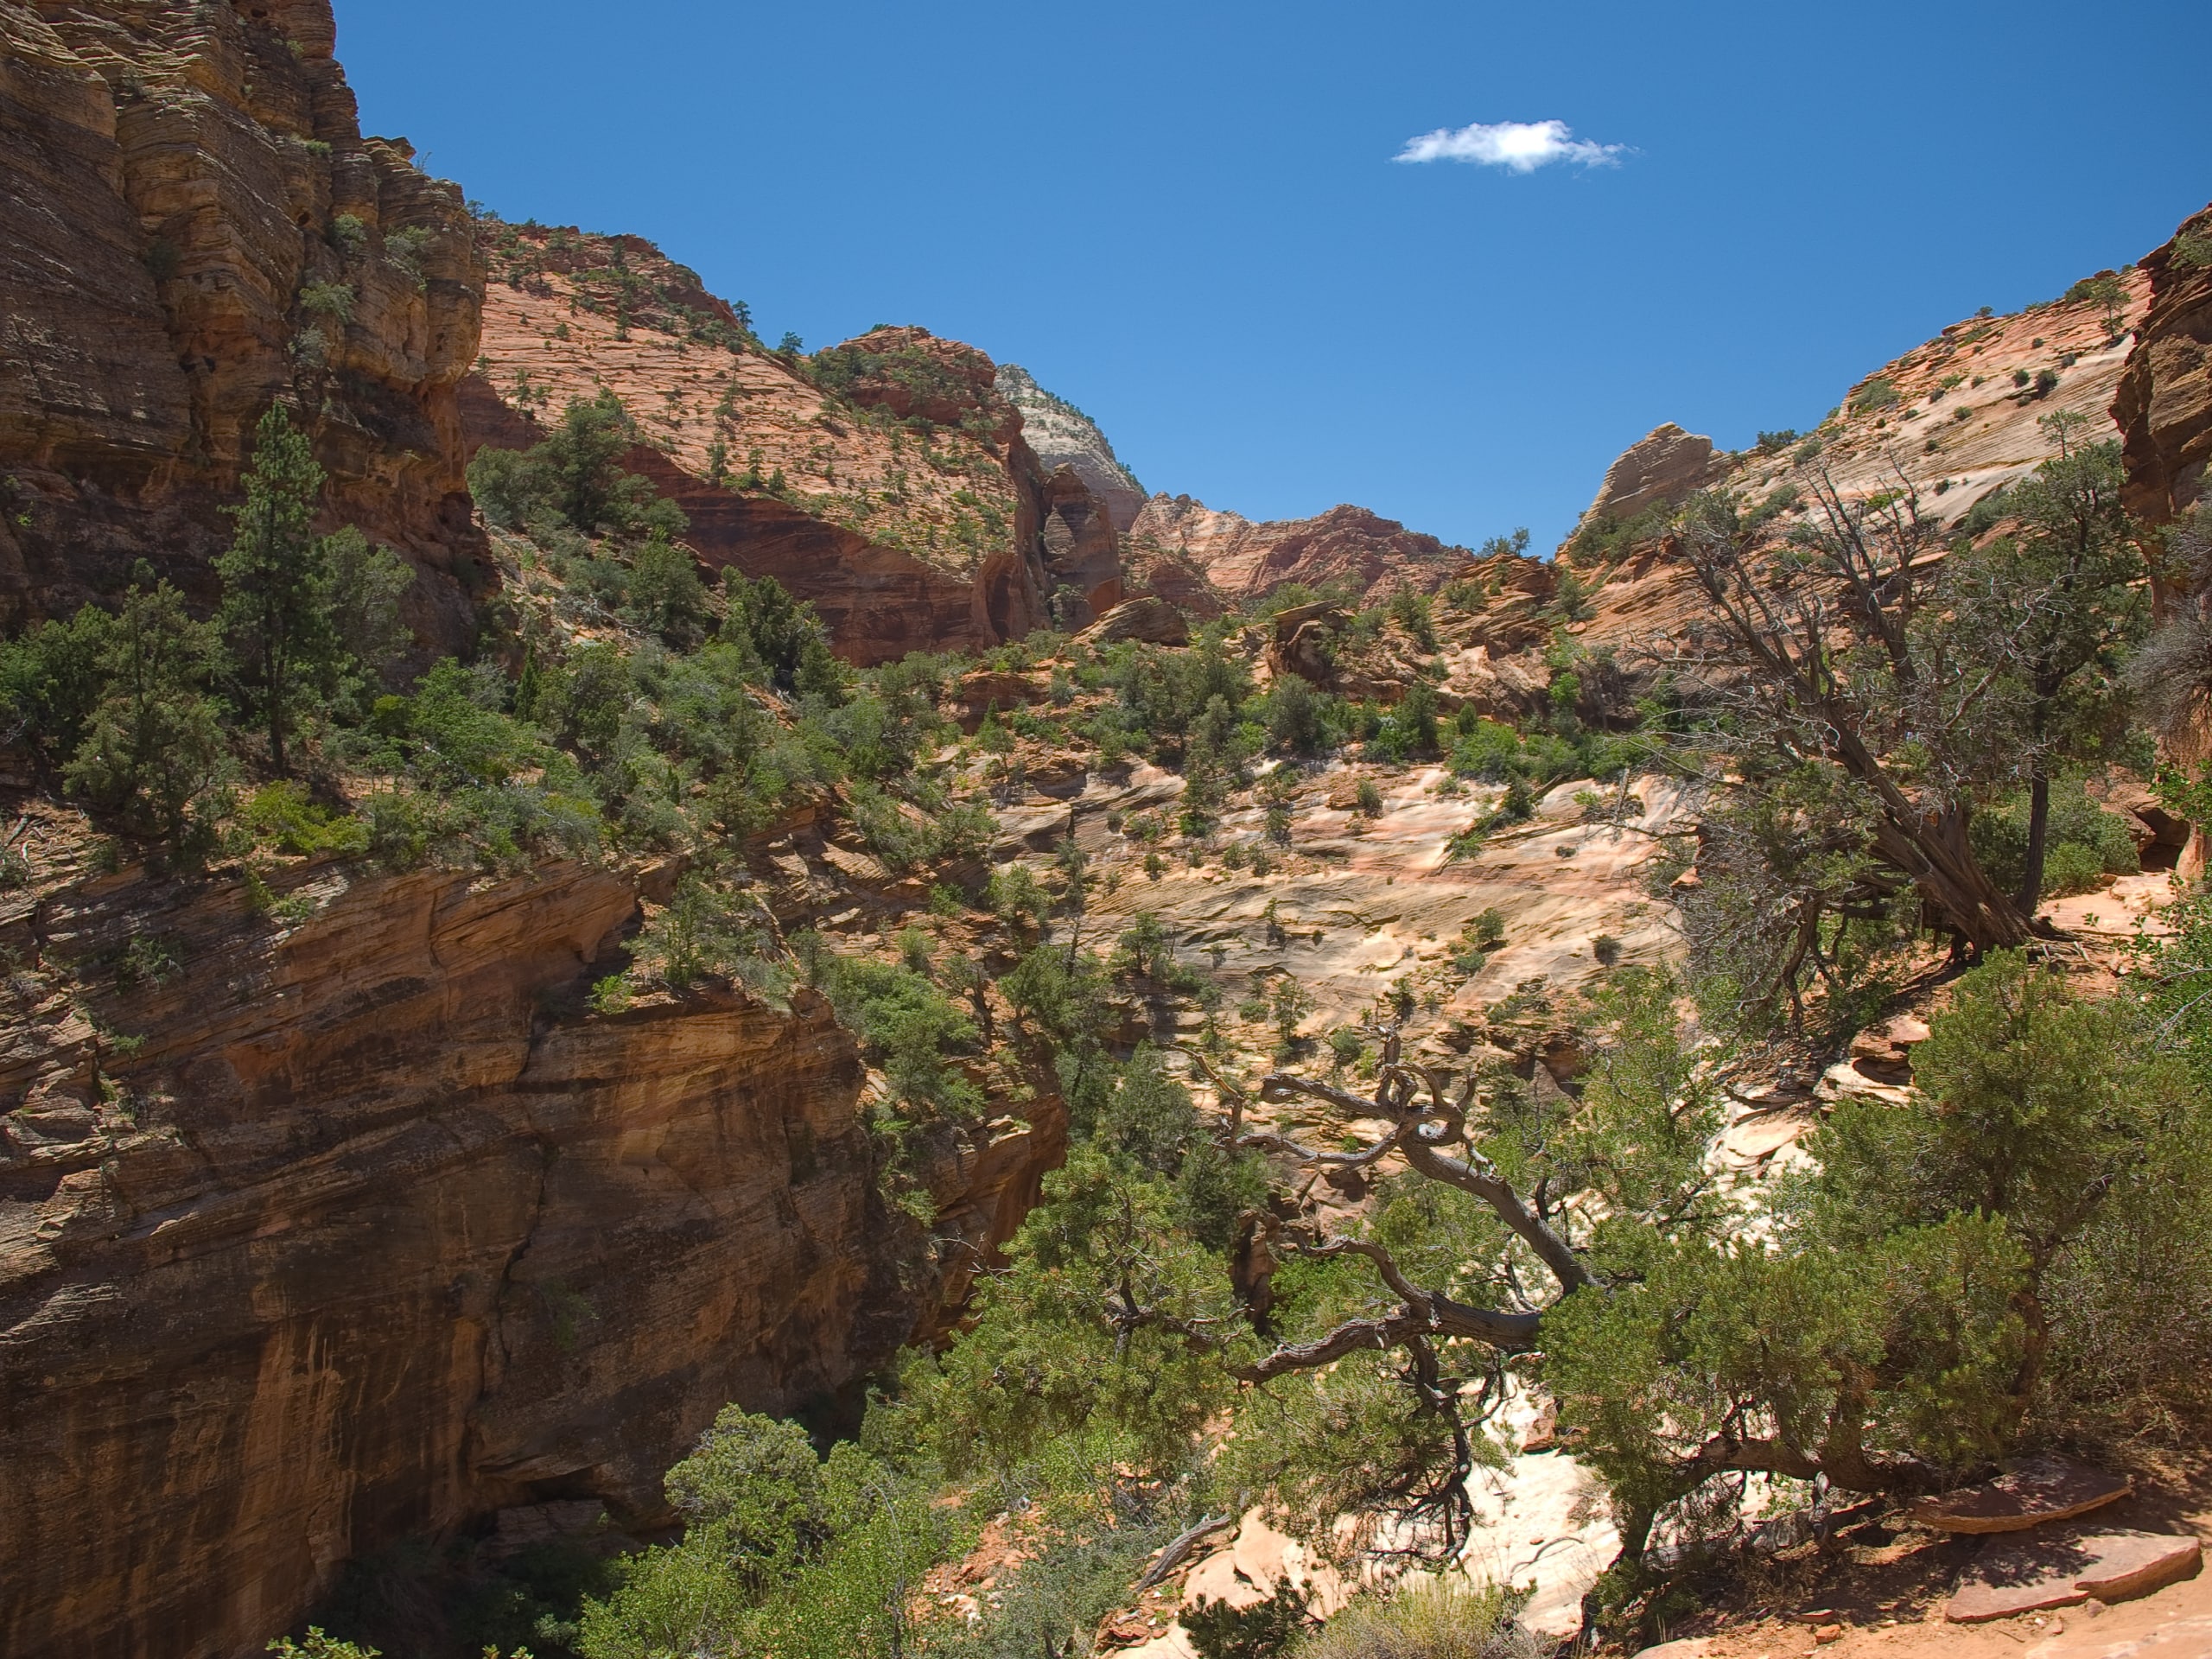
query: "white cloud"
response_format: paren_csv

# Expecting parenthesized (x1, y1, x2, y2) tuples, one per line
(1393, 118, 1624, 172)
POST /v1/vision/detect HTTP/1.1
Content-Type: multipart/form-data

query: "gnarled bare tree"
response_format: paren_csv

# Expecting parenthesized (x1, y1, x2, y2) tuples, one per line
(1660, 473, 2034, 960)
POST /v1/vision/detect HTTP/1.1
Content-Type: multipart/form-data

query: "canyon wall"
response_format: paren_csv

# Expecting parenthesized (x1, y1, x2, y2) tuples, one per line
(995, 363, 1147, 531)
(463, 227, 1128, 659)
(0, 842, 1060, 1659)
(0, 0, 486, 650)
(2115, 201, 2212, 528)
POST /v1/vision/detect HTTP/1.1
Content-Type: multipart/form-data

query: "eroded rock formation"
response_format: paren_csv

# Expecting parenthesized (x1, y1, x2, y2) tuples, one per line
(0, 0, 486, 648)
(996, 363, 1147, 531)
(1124, 495, 1465, 605)
(0, 847, 1059, 1659)
(1570, 423, 1727, 534)
(2115, 202, 2212, 526)
(463, 229, 1130, 658)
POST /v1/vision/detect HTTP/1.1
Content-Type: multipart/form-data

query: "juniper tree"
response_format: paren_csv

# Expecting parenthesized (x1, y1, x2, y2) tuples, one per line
(1945, 422, 2143, 910)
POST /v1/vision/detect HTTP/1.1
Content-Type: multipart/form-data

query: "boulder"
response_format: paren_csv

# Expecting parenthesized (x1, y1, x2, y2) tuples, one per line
(1266, 601, 1344, 687)
(1847, 1013, 1931, 1083)
(1947, 1529, 2202, 1623)
(1078, 595, 1189, 647)
(1911, 1456, 2131, 1533)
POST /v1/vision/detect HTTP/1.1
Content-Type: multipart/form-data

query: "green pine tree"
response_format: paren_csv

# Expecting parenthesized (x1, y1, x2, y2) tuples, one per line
(219, 405, 333, 772)
(63, 575, 229, 849)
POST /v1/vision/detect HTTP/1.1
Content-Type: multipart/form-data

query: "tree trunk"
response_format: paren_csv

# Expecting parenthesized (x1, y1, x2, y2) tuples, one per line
(2017, 766, 2050, 916)
(1869, 803, 2032, 953)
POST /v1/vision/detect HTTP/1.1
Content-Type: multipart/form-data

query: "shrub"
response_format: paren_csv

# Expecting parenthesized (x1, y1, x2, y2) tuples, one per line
(0, 603, 115, 771)
(1264, 674, 1331, 755)
(1848, 376, 1900, 414)
(1294, 1580, 1531, 1659)
(987, 863, 1049, 929)
(819, 953, 981, 1116)
(244, 781, 369, 858)
(296, 280, 355, 325)
(1187, 1578, 1316, 1659)
(267, 1631, 382, 1659)
(642, 876, 788, 997)
(1967, 779, 2138, 898)
(622, 535, 708, 643)
(62, 577, 230, 849)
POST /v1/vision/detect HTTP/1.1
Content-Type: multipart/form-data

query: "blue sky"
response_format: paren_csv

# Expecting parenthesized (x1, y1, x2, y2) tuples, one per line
(342, 0, 2211, 551)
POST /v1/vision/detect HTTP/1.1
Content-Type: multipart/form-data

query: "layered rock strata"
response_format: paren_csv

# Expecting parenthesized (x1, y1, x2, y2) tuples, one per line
(0, 848, 1055, 1659)
(2115, 201, 2212, 526)
(464, 228, 1128, 658)
(0, 0, 486, 648)
(1124, 494, 1466, 604)
(1568, 423, 1728, 534)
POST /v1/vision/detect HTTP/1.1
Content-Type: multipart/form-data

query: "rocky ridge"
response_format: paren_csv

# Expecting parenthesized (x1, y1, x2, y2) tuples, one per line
(464, 225, 1126, 658)
(1124, 493, 1470, 605)
(995, 363, 1147, 531)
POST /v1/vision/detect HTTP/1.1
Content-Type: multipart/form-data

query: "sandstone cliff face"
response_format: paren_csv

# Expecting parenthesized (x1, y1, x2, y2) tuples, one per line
(0, 838, 1056, 1659)
(2115, 202, 2212, 527)
(995, 364, 1147, 531)
(0, 0, 486, 647)
(1124, 494, 1465, 605)
(464, 226, 1128, 657)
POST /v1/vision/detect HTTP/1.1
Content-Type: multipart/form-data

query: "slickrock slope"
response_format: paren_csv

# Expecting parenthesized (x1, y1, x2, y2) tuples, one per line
(465, 226, 1127, 658)
(1709, 268, 2152, 534)
(995, 363, 1147, 531)
(2116, 201, 2212, 527)
(0, 836, 1061, 1659)
(1125, 493, 1468, 604)
(0, 0, 486, 648)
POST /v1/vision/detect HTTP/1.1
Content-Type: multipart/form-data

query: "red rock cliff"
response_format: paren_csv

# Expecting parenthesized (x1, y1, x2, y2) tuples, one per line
(2115, 202, 2212, 528)
(0, 0, 486, 648)
(463, 229, 1129, 660)
(0, 847, 1057, 1659)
